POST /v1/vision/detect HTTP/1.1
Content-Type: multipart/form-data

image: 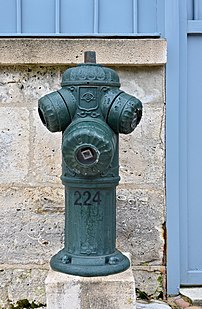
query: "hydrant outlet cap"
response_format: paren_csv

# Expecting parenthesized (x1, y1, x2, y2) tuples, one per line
(62, 119, 117, 176)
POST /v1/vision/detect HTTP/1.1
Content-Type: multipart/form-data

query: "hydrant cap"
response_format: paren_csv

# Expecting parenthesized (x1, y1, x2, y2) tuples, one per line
(61, 64, 120, 87)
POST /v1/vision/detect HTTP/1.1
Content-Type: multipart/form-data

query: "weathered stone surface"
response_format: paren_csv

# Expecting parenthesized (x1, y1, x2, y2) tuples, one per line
(0, 38, 167, 65)
(118, 67, 165, 188)
(46, 266, 136, 309)
(134, 266, 165, 298)
(0, 65, 61, 107)
(31, 108, 62, 185)
(0, 79, 24, 105)
(130, 103, 165, 142)
(116, 188, 165, 265)
(0, 186, 64, 265)
(118, 66, 165, 104)
(21, 66, 61, 105)
(0, 269, 12, 308)
(0, 268, 47, 308)
(120, 128, 165, 187)
(0, 107, 30, 183)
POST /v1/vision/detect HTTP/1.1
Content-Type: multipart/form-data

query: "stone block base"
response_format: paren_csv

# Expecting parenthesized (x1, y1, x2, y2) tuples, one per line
(45, 263, 136, 309)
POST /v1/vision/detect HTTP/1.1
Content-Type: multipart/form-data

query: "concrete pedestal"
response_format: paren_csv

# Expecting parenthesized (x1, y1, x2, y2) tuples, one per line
(45, 259, 136, 309)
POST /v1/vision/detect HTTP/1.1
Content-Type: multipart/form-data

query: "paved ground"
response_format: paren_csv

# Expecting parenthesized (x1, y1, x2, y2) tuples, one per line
(34, 296, 202, 309)
(137, 295, 202, 309)
(137, 301, 171, 308)
(12, 295, 201, 308)
(39, 297, 202, 309)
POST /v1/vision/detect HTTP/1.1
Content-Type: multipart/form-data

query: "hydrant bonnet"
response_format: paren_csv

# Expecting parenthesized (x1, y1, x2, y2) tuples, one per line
(61, 64, 120, 87)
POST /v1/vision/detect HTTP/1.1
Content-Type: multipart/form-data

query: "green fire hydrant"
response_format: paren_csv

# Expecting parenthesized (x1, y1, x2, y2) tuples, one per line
(38, 51, 142, 277)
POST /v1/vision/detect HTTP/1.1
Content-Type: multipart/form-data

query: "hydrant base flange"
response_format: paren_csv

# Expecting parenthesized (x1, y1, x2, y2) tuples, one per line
(50, 249, 130, 277)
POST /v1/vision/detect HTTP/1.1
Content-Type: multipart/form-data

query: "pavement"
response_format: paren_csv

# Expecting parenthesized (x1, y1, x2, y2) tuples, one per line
(136, 295, 202, 309)
(137, 300, 171, 308)
(28, 297, 202, 309)
(21, 293, 202, 308)
(180, 288, 202, 306)
(34, 294, 202, 309)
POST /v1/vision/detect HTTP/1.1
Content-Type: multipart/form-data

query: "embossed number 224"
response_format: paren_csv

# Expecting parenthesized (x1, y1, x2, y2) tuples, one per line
(74, 191, 101, 206)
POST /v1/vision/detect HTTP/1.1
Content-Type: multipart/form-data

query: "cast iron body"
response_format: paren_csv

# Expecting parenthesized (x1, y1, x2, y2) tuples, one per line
(38, 51, 142, 276)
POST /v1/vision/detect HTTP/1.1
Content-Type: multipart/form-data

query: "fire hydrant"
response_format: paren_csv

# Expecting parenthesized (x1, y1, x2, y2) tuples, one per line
(38, 51, 142, 276)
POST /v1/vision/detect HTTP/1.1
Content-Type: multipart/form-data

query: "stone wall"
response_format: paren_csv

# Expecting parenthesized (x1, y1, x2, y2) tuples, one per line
(0, 39, 166, 308)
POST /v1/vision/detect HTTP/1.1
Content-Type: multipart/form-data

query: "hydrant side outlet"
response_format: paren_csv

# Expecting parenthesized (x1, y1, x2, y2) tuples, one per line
(38, 51, 142, 277)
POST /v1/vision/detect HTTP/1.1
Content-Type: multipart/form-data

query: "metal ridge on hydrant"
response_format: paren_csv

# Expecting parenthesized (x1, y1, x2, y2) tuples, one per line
(38, 51, 142, 277)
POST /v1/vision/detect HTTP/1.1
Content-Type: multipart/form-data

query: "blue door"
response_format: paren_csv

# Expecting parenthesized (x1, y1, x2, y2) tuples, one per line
(166, 0, 202, 293)
(0, 0, 164, 36)
(180, 0, 202, 285)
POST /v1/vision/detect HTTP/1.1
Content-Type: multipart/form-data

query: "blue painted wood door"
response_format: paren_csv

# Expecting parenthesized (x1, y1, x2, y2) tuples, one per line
(166, 0, 202, 291)
(180, 0, 202, 285)
(0, 0, 164, 36)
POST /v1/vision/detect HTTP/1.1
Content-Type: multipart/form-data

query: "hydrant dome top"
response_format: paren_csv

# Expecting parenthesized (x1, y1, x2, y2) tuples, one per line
(61, 64, 120, 87)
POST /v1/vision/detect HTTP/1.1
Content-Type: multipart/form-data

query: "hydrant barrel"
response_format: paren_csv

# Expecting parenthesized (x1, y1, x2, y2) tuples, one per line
(38, 51, 142, 277)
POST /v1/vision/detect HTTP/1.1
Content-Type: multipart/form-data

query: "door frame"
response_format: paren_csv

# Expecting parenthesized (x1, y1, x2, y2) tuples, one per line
(166, 0, 188, 294)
